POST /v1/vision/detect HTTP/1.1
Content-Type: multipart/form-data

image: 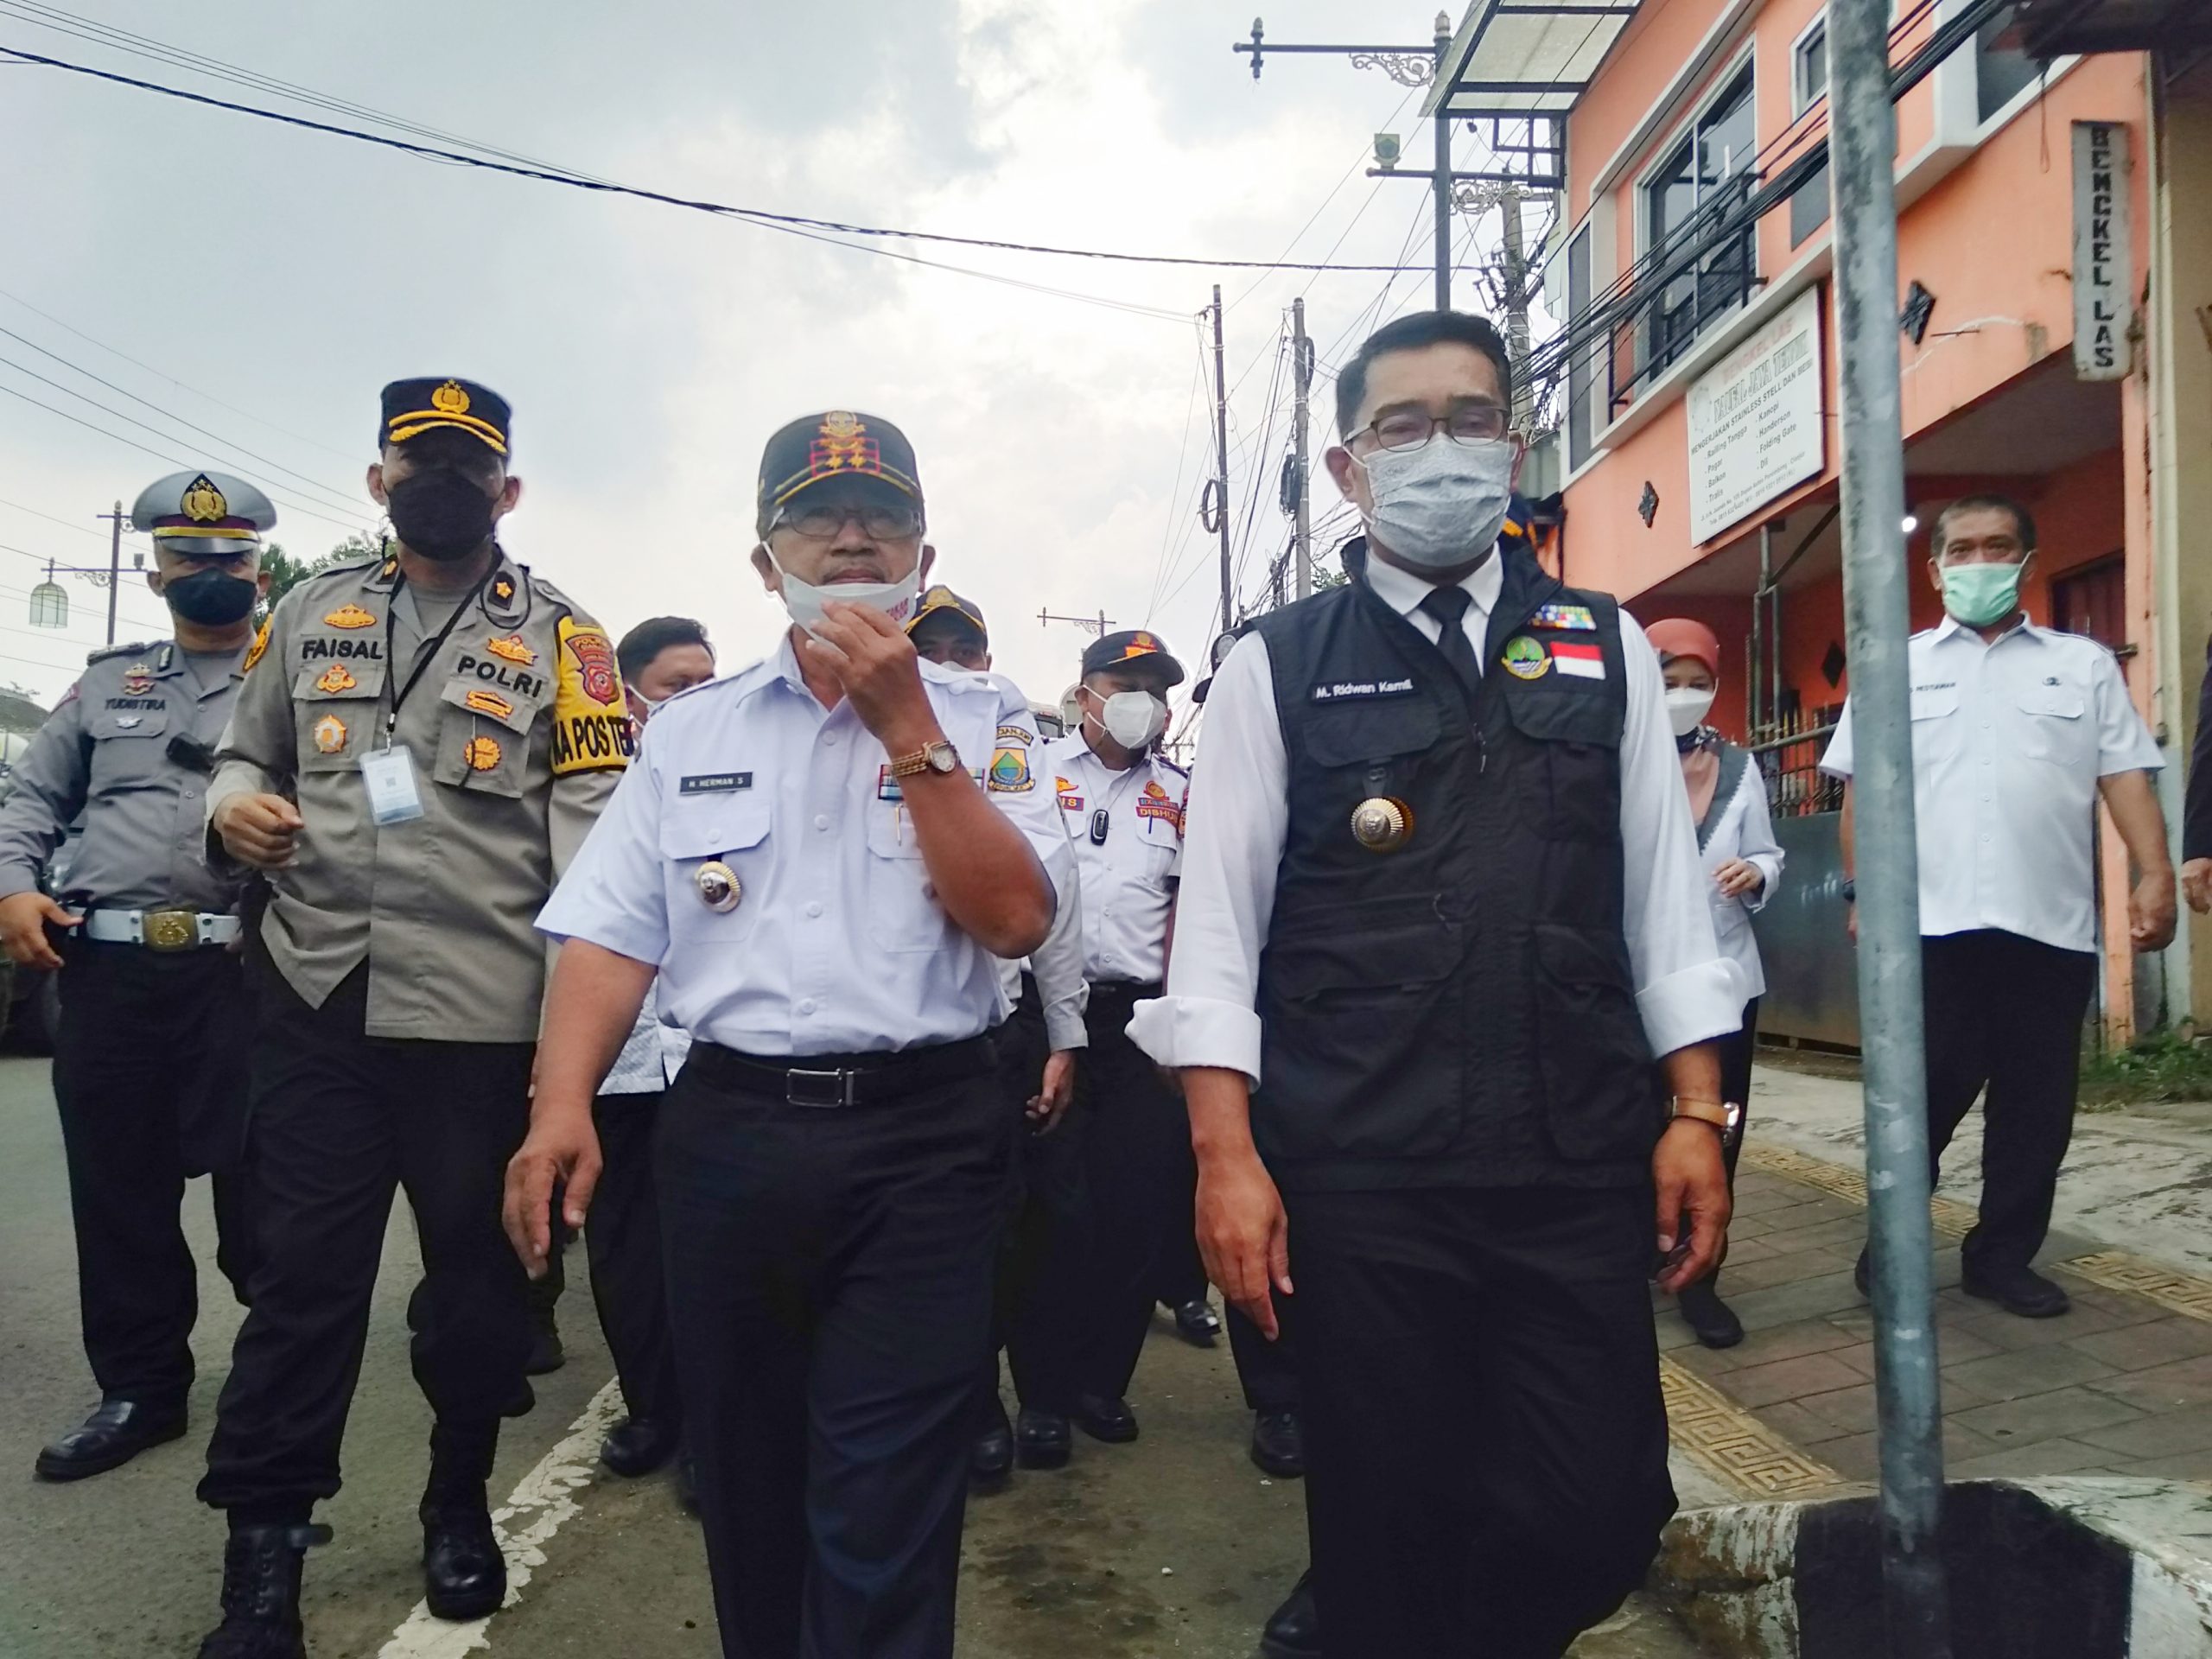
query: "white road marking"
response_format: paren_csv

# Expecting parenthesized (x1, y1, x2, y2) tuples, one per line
(377, 1377, 626, 1658)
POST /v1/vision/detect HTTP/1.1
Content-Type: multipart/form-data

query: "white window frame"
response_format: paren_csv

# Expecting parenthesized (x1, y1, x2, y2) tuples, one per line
(1632, 44, 1760, 386)
(1791, 10, 1829, 118)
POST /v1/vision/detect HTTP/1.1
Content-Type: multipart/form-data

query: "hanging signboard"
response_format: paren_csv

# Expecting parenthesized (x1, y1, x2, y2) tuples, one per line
(1686, 286, 1825, 546)
(2072, 121, 2133, 382)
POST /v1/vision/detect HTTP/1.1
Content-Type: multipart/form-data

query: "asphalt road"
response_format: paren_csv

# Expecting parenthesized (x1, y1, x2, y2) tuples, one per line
(0, 1053, 1704, 1657)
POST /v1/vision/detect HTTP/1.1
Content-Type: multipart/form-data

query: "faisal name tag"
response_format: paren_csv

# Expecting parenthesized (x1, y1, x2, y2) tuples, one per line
(680, 772, 753, 795)
(1309, 677, 1415, 703)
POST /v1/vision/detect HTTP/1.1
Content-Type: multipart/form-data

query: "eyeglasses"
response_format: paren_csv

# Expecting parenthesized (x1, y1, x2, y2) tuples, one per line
(772, 500, 925, 541)
(1356, 406, 1514, 452)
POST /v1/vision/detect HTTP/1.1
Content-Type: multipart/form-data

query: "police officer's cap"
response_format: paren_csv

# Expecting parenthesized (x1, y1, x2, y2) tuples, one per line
(129, 469, 276, 559)
(380, 377, 512, 456)
(1082, 629, 1186, 690)
(757, 410, 923, 537)
(906, 585, 987, 647)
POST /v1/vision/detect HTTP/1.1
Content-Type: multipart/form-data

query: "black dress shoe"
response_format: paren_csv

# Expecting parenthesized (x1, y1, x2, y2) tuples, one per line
(197, 1522, 330, 1659)
(1963, 1263, 2070, 1319)
(1261, 1570, 1319, 1658)
(524, 1318, 564, 1376)
(1854, 1247, 1872, 1298)
(1677, 1279, 1745, 1349)
(422, 1503, 507, 1621)
(1249, 1408, 1306, 1478)
(1014, 1408, 1071, 1469)
(1170, 1297, 1222, 1346)
(971, 1399, 1014, 1488)
(35, 1397, 187, 1481)
(599, 1416, 679, 1478)
(1071, 1391, 1139, 1444)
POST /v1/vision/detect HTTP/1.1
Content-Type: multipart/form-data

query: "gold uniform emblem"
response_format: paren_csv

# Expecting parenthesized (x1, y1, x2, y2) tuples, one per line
(313, 714, 347, 754)
(1350, 797, 1414, 853)
(181, 474, 229, 523)
(461, 734, 502, 772)
(695, 861, 742, 913)
(324, 604, 377, 630)
(315, 664, 357, 695)
(486, 634, 536, 666)
(431, 380, 472, 416)
(492, 576, 515, 605)
(464, 689, 514, 720)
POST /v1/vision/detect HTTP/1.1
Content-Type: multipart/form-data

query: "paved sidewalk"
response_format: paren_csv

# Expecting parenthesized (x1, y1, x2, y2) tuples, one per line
(1653, 1064, 2212, 1500)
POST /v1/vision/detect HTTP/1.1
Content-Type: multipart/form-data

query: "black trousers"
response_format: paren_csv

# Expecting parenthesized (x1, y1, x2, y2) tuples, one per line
(1922, 930, 2097, 1274)
(1073, 982, 1195, 1402)
(1226, 1304, 1300, 1413)
(1284, 1185, 1674, 1659)
(1154, 1218, 1210, 1308)
(1694, 995, 1761, 1293)
(658, 1046, 1013, 1659)
(586, 1089, 681, 1427)
(199, 961, 534, 1513)
(983, 985, 1092, 1415)
(51, 938, 257, 1408)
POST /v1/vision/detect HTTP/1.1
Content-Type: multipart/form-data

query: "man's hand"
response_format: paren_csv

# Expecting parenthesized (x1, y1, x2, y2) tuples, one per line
(502, 1106, 602, 1280)
(1845, 900, 1857, 944)
(213, 792, 303, 870)
(2132, 867, 2179, 950)
(1028, 1050, 1077, 1134)
(799, 601, 940, 753)
(2183, 857, 2212, 916)
(0, 891, 78, 970)
(1713, 858, 1764, 899)
(1194, 1146, 1292, 1339)
(1652, 1118, 1731, 1294)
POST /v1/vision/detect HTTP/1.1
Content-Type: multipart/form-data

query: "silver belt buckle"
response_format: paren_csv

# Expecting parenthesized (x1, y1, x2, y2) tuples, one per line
(142, 908, 200, 952)
(785, 1067, 856, 1109)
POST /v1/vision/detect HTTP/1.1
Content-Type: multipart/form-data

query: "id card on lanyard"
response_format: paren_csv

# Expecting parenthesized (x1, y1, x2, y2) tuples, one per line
(362, 569, 489, 826)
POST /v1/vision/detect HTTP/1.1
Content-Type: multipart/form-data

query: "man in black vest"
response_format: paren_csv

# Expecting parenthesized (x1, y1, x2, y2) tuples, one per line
(1131, 310, 1739, 1658)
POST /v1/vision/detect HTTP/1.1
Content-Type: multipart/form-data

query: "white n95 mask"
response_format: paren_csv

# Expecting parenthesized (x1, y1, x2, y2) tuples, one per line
(1096, 690, 1166, 749)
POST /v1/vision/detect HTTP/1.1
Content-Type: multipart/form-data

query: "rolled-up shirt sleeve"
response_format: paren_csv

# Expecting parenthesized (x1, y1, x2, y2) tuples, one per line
(1618, 613, 1743, 1055)
(1029, 869, 1090, 1052)
(1128, 635, 1287, 1084)
(536, 727, 671, 967)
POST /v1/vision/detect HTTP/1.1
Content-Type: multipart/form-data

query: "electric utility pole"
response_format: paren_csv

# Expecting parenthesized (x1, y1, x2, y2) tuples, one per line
(97, 499, 124, 646)
(1210, 285, 1233, 637)
(1289, 297, 1313, 599)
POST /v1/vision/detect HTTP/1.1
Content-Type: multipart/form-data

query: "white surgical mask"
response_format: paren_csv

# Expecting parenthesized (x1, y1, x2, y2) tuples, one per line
(766, 550, 922, 639)
(1092, 690, 1166, 750)
(629, 690, 667, 723)
(1665, 685, 1716, 737)
(1355, 434, 1516, 570)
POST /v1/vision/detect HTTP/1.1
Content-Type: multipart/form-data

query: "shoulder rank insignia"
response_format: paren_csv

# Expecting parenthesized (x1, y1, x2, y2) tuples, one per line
(315, 664, 357, 695)
(1500, 636, 1550, 680)
(987, 745, 1034, 793)
(461, 734, 503, 772)
(486, 634, 536, 666)
(242, 617, 271, 675)
(313, 713, 348, 754)
(464, 689, 514, 721)
(492, 575, 516, 605)
(1532, 602, 1596, 632)
(324, 603, 377, 630)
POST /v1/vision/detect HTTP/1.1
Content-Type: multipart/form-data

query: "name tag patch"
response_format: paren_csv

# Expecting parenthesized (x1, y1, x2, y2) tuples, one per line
(1309, 677, 1415, 703)
(680, 772, 753, 795)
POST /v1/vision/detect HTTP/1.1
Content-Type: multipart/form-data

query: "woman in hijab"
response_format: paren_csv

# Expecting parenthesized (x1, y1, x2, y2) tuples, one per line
(1646, 619, 1784, 1349)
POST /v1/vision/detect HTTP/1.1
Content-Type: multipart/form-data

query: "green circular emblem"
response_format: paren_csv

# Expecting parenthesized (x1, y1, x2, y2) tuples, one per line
(1501, 635, 1551, 680)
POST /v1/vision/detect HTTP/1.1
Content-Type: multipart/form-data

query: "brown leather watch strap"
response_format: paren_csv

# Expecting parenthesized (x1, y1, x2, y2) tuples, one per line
(1669, 1097, 1731, 1130)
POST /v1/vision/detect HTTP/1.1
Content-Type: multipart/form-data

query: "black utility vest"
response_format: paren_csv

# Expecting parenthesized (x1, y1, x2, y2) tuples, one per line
(1249, 537, 1658, 1192)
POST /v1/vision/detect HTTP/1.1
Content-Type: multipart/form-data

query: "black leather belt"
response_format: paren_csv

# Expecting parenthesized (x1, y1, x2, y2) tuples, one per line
(1087, 979, 1163, 1004)
(686, 1033, 997, 1108)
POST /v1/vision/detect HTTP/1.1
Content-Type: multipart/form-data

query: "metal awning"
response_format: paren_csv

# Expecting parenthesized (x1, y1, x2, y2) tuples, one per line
(1421, 0, 1642, 118)
(2008, 0, 2212, 56)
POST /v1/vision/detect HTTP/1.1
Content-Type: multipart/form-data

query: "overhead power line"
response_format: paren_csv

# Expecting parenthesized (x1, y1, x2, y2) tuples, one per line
(2, 45, 1438, 277)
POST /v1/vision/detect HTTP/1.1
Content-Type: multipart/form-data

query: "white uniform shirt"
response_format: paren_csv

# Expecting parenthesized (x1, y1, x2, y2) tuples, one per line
(1128, 554, 1740, 1084)
(1039, 729, 1187, 985)
(600, 980, 695, 1095)
(1694, 747, 1785, 1005)
(538, 634, 1074, 1057)
(1819, 615, 2162, 954)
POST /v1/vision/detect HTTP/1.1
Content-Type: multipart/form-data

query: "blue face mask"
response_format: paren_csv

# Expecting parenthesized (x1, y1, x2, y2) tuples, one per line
(1939, 559, 2027, 627)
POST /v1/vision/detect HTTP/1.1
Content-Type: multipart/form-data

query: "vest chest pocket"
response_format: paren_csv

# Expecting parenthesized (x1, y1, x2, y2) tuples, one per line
(1501, 687, 1623, 842)
(432, 679, 540, 798)
(660, 796, 771, 946)
(86, 703, 175, 792)
(292, 663, 387, 773)
(1529, 923, 1658, 1162)
(1301, 699, 1442, 823)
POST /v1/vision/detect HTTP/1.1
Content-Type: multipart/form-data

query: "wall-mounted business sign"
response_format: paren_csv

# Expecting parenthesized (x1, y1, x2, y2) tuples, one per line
(2073, 121, 2133, 382)
(1686, 286, 1825, 546)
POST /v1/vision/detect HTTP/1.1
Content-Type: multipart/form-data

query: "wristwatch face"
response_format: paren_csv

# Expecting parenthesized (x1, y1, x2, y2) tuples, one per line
(925, 741, 960, 774)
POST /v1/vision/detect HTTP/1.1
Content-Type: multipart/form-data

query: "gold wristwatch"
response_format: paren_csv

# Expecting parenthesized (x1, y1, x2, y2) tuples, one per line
(888, 739, 961, 779)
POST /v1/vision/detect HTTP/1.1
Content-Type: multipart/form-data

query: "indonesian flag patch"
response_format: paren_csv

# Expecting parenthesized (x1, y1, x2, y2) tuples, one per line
(1552, 640, 1605, 680)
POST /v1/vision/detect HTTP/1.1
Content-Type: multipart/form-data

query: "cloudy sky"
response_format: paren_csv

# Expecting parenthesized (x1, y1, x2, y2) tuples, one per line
(0, 0, 1521, 721)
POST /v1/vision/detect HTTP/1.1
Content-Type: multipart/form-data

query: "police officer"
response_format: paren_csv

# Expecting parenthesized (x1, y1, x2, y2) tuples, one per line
(1826, 493, 2174, 1319)
(1131, 310, 1739, 1657)
(509, 411, 1071, 1659)
(193, 379, 631, 1657)
(1033, 630, 1204, 1449)
(0, 469, 272, 1482)
(903, 586, 1091, 1484)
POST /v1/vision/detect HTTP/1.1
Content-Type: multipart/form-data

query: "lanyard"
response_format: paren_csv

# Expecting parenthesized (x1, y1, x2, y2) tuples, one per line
(383, 569, 493, 743)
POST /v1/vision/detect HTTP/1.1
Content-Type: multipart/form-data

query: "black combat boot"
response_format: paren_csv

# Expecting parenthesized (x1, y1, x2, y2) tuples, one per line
(197, 1522, 330, 1659)
(422, 1421, 507, 1622)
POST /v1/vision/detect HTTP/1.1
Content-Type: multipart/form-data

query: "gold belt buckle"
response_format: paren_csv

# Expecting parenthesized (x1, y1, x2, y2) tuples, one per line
(143, 908, 200, 951)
